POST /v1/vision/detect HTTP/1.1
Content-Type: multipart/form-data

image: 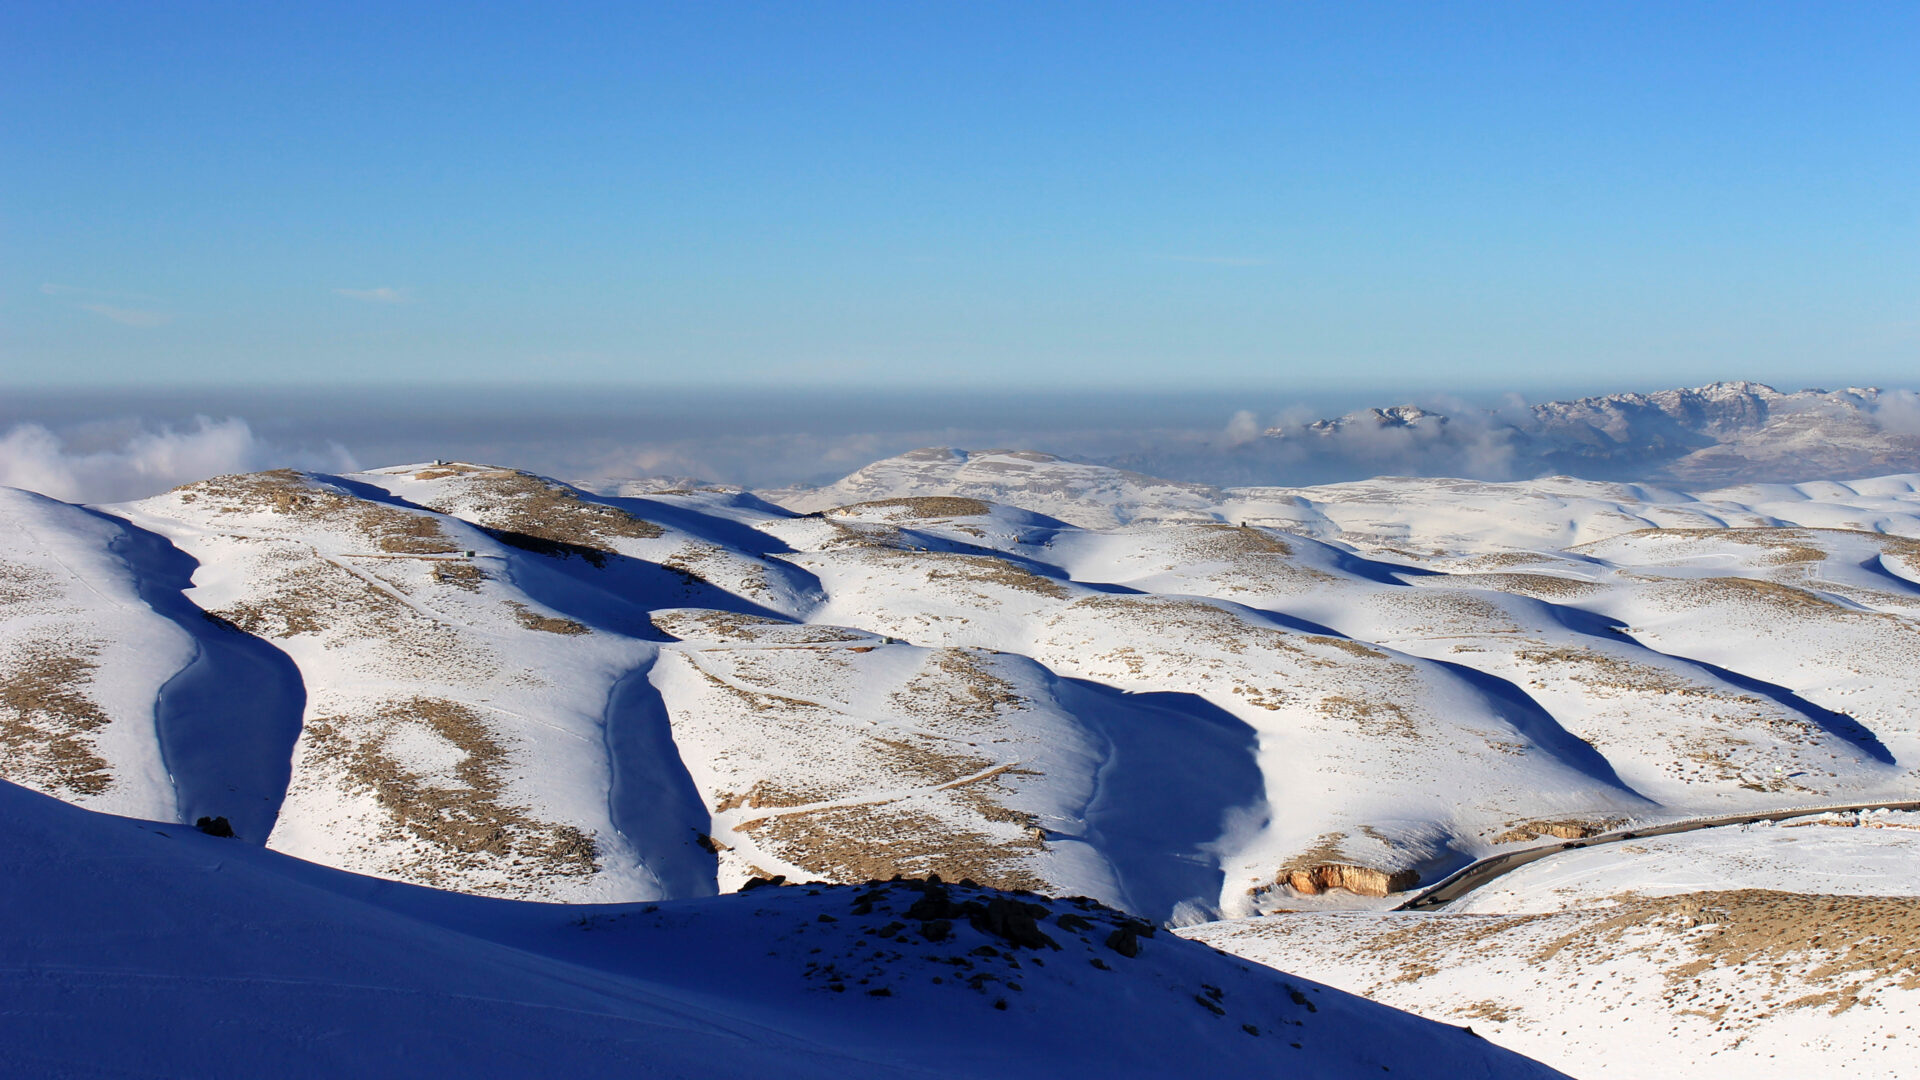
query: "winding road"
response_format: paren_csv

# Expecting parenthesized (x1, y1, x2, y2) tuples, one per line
(1395, 798, 1920, 912)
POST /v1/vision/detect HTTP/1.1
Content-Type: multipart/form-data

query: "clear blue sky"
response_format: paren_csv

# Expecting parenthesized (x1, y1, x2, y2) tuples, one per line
(3, 2, 1915, 391)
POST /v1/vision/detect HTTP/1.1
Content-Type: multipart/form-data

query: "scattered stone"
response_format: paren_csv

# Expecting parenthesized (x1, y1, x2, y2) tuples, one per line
(1106, 928, 1140, 958)
(741, 874, 786, 891)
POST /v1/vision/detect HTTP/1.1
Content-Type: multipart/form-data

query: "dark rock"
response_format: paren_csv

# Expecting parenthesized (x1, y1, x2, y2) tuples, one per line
(1194, 994, 1225, 1016)
(971, 897, 1059, 950)
(1056, 913, 1094, 932)
(195, 816, 235, 838)
(867, 987, 892, 997)
(919, 919, 952, 942)
(741, 874, 785, 891)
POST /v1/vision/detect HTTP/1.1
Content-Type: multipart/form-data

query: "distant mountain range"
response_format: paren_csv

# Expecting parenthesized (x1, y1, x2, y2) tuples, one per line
(1260, 381, 1920, 485)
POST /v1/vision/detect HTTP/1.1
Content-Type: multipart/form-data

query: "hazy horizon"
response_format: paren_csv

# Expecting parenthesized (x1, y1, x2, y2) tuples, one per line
(3, 377, 1916, 504)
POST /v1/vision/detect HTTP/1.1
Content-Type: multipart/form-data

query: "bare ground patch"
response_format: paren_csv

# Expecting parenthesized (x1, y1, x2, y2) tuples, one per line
(299, 696, 596, 892)
(173, 470, 460, 554)
(504, 601, 590, 636)
(413, 468, 663, 565)
(738, 798, 1045, 892)
(0, 636, 113, 797)
(825, 496, 993, 519)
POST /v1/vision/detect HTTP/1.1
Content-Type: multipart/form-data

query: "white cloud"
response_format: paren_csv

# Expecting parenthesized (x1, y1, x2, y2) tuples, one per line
(333, 286, 412, 304)
(0, 418, 358, 504)
(1871, 389, 1920, 437)
(77, 303, 174, 327)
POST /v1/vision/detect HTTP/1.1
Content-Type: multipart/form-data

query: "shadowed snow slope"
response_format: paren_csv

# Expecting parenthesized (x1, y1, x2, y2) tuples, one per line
(0, 780, 1561, 1079)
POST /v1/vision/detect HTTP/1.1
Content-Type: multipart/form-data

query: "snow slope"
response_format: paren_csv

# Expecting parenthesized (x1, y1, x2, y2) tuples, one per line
(1184, 812, 1920, 1078)
(0, 778, 1561, 1079)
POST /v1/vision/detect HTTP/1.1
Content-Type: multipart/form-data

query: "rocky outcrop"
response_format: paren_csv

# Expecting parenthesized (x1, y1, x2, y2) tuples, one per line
(1285, 864, 1420, 898)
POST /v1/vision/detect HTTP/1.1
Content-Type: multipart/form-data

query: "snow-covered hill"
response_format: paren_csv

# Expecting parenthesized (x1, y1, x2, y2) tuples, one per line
(6, 445, 1920, 1075)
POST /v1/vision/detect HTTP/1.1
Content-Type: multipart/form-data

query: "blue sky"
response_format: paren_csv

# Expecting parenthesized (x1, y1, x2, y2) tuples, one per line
(3, 2, 1915, 391)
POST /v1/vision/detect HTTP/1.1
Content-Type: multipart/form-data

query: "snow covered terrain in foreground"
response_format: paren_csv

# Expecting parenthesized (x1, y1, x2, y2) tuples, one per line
(0, 778, 1555, 1078)
(6, 441, 1920, 1076)
(1183, 812, 1920, 1078)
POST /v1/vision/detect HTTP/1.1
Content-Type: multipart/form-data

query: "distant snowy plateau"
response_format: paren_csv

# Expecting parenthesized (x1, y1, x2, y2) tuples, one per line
(7, 388, 1920, 1077)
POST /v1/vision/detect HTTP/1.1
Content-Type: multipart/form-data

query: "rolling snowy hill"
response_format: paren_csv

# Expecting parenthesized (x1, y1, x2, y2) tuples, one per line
(6, 445, 1920, 1076)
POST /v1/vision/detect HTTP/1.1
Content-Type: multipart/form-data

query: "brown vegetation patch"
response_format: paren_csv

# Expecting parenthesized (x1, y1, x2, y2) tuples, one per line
(0, 560, 58, 609)
(301, 696, 596, 891)
(174, 470, 460, 554)
(889, 649, 1027, 731)
(826, 496, 993, 519)
(428, 560, 486, 591)
(1440, 572, 1603, 599)
(1180, 523, 1294, 558)
(1318, 694, 1418, 739)
(505, 601, 589, 635)
(208, 551, 410, 640)
(1665, 576, 1854, 614)
(416, 469, 662, 566)
(738, 799, 1045, 892)
(0, 637, 113, 797)
(922, 553, 1069, 599)
(649, 609, 866, 645)
(1538, 890, 1920, 1018)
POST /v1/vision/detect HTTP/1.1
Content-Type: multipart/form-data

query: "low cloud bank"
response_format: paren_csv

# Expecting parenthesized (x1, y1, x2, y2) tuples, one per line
(7, 384, 1917, 504)
(0, 418, 358, 504)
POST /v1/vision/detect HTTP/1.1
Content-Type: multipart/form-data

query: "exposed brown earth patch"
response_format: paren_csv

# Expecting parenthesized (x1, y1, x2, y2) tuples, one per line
(738, 799, 1045, 893)
(428, 560, 486, 591)
(414, 469, 662, 565)
(1440, 572, 1603, 599)
(922, 553, 1069, 599)
(1317, 694, 1418, 739)
(0, 636, 113, 798)
(174, 470, 460, 554)
(300, 696, 596, 892)
(826, 496, 993, 519)
(0, 560, 59, 609)
(505, 601, 590, 635)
